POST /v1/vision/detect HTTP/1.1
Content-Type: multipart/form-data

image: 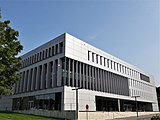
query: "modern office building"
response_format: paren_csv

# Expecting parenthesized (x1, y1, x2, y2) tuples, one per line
(2, 33, 158, 113)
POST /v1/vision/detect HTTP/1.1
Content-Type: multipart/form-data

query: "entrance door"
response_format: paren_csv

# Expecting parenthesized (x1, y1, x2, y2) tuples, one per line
(28, 101, 34, 110)
(124, 104, 132, 111)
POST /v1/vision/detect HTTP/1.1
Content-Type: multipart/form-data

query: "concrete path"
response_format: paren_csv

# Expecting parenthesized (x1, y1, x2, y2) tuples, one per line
(114, 113, 160, 120)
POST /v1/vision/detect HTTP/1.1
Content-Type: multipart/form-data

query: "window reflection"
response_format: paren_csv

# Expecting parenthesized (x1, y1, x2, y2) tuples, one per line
(12, 93, 61, 111)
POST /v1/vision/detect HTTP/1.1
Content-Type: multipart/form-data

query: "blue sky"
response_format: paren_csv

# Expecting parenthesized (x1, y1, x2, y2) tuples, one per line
(0, 0, 160, 86)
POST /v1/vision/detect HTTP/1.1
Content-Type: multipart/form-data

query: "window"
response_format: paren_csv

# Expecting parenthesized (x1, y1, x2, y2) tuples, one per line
(37, 53, 39, 61)
(104, 58, 106, 67)
(92, 53, 94, 62)
(49, 47, 51, 57)
(52, 46, 54, 56)
(26, 59, 28, 66)
(113, 62, 116, 70)
(124, 67, 127, 74)
(122, 65, 124, 73)
(32, 56, 34, 63)
(12, 93, 62, 111)
(96, 54, 98, 64)
(111, 61, 112, 69)
(59, 42, 64, 53)
(88, 51, 90, 61)
(55, 44, 58, 54)
(23, 60, 25, 66)
(119, 64, 121, 72)
(140, 73, 150, 82)
(100, 56, 102, 65)
(43, 50, 45, 59)
(27, 58, 29, 65)
(45, 49, 48, 58)
(34, 54, 37, 62)
(107, 59, 109, 68)
(30, 57, 32, 64)
(117, 63, 119, 71)
(40, 52, 42, 60)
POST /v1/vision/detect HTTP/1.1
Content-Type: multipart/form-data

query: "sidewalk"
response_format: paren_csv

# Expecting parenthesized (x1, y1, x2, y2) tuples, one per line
(114, 113, 160, 120)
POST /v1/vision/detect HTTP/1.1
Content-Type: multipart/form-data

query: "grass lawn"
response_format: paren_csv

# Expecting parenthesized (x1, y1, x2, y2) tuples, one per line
(0, 111, 61, 120)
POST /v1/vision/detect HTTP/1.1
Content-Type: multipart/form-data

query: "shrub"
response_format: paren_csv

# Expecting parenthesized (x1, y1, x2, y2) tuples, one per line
(151, 115, 160, 120)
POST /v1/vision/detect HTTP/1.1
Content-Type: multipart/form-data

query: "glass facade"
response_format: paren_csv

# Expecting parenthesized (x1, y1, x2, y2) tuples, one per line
(62, 57, 129, 96)
(12, 92, 61, 111)
(140, 73, 150, 82)
(96, 96, 153, 112)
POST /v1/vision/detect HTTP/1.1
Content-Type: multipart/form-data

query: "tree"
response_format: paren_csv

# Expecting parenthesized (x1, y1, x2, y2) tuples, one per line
(0, 16, 23, 95)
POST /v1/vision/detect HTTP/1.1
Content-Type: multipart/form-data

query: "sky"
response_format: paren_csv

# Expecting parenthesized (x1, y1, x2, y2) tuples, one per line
(0, 0, 160, 86)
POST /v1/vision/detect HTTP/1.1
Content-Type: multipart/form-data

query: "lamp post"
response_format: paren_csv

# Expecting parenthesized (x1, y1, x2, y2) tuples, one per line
(132, 95, 140, 117)
(72, 87, 83, 120)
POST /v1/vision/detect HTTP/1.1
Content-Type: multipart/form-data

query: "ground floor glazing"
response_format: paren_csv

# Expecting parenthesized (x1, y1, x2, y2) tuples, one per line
(12, 92, 62, 111)
(96, 96, 153, 112)
(12, 93, 153, 112)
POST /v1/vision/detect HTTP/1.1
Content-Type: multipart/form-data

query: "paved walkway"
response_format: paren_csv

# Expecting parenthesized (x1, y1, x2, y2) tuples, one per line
(114, 113, 160, 120)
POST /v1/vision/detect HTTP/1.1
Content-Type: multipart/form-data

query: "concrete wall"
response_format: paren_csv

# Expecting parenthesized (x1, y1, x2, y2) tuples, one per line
(13, 110, 160, 120)
(64, 86, 158, 111)
(78, 111, 160, 120)
(0, 95, 12, 111)
(14, 110, 76, 120)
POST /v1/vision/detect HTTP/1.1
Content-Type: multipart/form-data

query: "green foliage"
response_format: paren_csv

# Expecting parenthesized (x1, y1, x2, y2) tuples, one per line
(0, 16, 23, 95)
(151, 114, 160, 120)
